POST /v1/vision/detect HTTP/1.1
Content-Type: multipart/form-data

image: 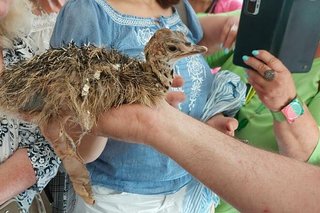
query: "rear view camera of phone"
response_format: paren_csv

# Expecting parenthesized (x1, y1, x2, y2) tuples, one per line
(246, 0, 261, 15)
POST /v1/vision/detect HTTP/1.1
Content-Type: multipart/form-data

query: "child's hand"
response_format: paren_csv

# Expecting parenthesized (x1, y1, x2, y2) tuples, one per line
(166, 75, 185, 108)
(206, 114, 238, 136)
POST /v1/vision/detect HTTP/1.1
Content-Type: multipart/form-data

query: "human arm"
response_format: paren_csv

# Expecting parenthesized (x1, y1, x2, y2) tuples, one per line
(0, 149, 36, 204)
(42, 75, 185, 163)
(75, 135, 107, 164)
(197, 13, 239, 55)
(78, 77, 184, 163)
(182, 0, 239, 55)
(93, 100, 320, 212)
(306, 92, 320, 165)
(0, 49, 36, 204)
(0, 122, 60, 205)
(201, 70, 246, 125)
(243, 50, 319, 161)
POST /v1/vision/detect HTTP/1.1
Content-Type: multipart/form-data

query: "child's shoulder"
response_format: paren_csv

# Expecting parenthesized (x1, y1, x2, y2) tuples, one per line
(55, 0, 110, 30)
(61, 0, 104, 17)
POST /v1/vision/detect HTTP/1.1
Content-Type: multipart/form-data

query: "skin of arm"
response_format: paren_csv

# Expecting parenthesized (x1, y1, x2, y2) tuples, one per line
(198, 14, 239, 55)
(244, 50, 319, 161)
(40, 119, 107, 164)
(1, 6, 37, 202)
(94, 101, 320, 212)
(273, 106, 319, 161)
(42, 76, 185, 164)
(0, 0, 66, 202)
(0, 149, 37, 204)
(76, 134, 107, 164)
(78, 76, 184, 163)
(0, 48, 37, 204)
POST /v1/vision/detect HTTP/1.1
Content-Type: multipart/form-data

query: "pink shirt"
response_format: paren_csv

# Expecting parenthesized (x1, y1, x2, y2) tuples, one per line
(213, 0, 243, 13)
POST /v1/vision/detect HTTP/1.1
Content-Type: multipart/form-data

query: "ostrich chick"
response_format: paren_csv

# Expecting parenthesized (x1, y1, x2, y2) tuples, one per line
(0, 28, 207, 204)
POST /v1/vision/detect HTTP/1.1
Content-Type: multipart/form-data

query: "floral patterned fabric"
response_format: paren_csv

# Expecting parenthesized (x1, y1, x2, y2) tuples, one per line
(0, 114, 60, 212)
(0, 12, 60, 213)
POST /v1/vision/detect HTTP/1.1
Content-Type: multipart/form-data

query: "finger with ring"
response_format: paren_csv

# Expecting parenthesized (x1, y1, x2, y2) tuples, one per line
(263, 70, 275, 81)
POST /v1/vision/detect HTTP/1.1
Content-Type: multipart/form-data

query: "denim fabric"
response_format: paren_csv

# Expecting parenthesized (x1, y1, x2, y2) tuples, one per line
(50, 0, 221, 195)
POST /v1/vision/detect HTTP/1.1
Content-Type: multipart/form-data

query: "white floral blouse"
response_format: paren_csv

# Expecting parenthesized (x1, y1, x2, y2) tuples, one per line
(1, 12, 60, 212)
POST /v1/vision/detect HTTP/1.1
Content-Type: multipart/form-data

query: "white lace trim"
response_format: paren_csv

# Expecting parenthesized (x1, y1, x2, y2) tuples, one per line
(31, 13, 57, 33)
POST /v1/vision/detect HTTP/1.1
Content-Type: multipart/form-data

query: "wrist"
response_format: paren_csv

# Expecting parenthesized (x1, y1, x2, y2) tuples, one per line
(276, 93, 297, 111)
(142, 103, 175, 145)
(270, 96, 304, 124)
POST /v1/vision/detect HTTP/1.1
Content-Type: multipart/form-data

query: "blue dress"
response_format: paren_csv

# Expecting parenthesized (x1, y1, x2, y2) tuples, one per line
(50, 0, 245, 211)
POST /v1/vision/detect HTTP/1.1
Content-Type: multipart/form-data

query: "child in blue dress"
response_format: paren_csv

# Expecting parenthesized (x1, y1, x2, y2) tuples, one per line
(50, 0, 245, 212)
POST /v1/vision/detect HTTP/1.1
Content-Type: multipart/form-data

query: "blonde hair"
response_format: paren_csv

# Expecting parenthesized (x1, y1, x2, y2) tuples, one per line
(0, 0, 33, 48)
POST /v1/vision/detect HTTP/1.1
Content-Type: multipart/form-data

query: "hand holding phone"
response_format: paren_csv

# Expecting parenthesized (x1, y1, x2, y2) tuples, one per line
(233, 0, 320, 73)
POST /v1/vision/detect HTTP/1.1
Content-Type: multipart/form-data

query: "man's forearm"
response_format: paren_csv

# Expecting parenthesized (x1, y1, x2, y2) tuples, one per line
(148, 106, 320, 212)
(0, 149, 36, 204)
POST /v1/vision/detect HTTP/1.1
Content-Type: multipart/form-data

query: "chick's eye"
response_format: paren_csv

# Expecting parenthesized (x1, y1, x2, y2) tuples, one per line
(168, 45, 178, 52)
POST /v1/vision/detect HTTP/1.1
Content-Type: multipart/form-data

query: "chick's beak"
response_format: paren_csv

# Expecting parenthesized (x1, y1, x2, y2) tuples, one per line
(189, 44, 208, 55)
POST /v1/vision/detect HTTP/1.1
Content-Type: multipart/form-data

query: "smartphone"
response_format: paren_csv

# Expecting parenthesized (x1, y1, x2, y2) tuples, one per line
(233, 0, 320, 73)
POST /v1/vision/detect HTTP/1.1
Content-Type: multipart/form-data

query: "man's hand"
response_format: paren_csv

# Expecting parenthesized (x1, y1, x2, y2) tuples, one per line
(94, 75, 186, 142)
(42, 75, 186, 144)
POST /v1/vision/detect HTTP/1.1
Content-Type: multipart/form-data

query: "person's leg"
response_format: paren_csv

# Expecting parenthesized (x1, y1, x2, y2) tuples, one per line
(73, 180, 219, 213)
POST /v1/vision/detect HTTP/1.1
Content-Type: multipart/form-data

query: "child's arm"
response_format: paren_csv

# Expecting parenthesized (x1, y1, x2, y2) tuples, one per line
(40, 119, 107, 164)
(0, 149, 36, 204)
(201, 71, 246, 121)
(77, 134, 107, 163)
(0, 124, 60, 205)
(76, 76, 185, 163)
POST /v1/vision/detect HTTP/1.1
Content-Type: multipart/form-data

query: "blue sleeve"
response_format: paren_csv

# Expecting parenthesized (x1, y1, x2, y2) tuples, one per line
(184, 0, 203, 43)
(50, 0, 110, 47)
(201, 71, 247, 121)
